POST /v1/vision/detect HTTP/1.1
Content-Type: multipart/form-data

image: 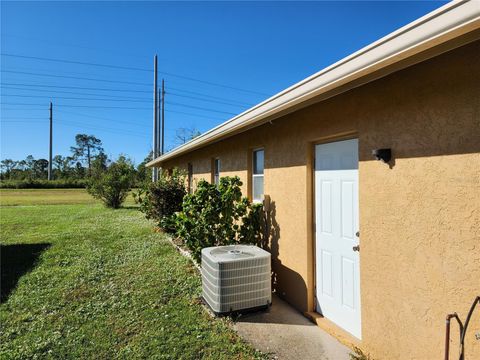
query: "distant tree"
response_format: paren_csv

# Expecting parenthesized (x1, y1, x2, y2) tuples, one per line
(52, 155, 75, 179)
(136, 151, 153, 184)
(91, 151, 109, 176)
(16, 159, 27, 171)
(73, 161, 86, 179)
(24, 155, 36, 179)
(174, 127, 201, 147)
(13, 159, 27, 180)
(70, 134, 104, 175)
(33, 159, 49, 179)
(0, 159, 16, 179)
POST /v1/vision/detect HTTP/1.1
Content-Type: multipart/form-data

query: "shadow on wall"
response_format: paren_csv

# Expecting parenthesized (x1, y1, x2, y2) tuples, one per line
(1, 243, 50, 303)
(261, 195, 308, 311)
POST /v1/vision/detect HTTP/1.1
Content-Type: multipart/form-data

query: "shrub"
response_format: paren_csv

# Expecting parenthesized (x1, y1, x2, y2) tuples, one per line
(0, 179, 87, 189)
(136, 169, 186, 233)
(86, 156, 135, 208)
(174, 176, 263, 262)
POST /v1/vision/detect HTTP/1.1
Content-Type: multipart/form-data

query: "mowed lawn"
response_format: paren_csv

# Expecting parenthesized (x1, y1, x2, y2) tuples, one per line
(0, 188, 136, 206)
(0, 190, 265, 359)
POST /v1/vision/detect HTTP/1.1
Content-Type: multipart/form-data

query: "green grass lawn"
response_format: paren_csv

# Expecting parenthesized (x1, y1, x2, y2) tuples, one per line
(0, 190, 265, 359)
(0, 188, 136, 206)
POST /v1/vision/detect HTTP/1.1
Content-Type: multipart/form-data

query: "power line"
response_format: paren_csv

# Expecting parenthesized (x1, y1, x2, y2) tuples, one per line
(1, 82, 255, 106)
(3, 34, 149, 60)
(2, 86, 149, 100)
(1, 70, 151, 86)
(1, 102, 149, 109)
(57, 119, 149, 137)
(56, 121, 149, 138)
(2, 99, 237, 115)
(1, 107, 47, 110)
(57, 104, 151, 110)
(57, 108, 219, 124)
(2, 87, 247, 108)
(2, 118, 150, 138)
(1, 53, 151, 72)
(1, 82, 151, 93)
(165, 109, 224, 121)
(2, 93, 151, 103)
(167, 101, 237, 115)
(159, 71, 269, 96)
(56, 109, 152, 127)
(0, 102, 46, 106)
(168, 92, 249, 108)
(2, 53, 269, 95)
(2, 107, 223, 122)
(168, 86, 254, 106)
(0, 116, 45, 120)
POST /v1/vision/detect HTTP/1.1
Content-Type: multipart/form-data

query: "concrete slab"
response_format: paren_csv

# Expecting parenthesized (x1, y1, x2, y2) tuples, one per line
(233, 295, 351, 360)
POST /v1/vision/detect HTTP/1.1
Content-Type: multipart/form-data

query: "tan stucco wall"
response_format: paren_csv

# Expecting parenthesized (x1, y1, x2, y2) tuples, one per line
(161, 40, 480, 359)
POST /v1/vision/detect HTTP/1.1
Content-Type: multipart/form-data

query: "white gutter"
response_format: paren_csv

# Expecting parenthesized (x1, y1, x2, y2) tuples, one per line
(148, 0, 480, 167)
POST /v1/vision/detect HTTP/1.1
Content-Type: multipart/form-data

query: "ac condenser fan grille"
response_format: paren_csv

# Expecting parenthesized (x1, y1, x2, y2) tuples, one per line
(201, 245, 271, 314)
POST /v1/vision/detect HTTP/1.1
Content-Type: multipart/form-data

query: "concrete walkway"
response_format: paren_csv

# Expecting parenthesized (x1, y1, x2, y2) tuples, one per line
(233, 295, 351, 360)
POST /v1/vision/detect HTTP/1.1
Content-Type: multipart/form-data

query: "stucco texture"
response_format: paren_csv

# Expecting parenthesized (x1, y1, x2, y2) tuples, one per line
(161, 40, 480, 359)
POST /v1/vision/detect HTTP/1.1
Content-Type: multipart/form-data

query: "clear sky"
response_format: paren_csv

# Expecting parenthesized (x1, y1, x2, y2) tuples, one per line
(1, 1, 447, 164)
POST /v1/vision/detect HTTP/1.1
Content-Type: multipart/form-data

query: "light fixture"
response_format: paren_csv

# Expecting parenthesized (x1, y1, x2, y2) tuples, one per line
(372, 148, 392, 163)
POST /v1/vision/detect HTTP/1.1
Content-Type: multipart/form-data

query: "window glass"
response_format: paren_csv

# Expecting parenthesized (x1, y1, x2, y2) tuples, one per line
(252, 149, 264, 202)
(253, 149, 264, 175)
(188, 163, 193, 193)
(252, 175, 264, 202)
(214, 158, 220, 185)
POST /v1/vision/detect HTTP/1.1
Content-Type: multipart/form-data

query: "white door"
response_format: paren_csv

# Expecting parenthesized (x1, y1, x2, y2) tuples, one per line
(315, 138, 361, 339)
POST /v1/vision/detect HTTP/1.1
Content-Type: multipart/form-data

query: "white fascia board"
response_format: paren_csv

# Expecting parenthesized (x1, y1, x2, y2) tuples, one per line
(147, 0, 480, 167)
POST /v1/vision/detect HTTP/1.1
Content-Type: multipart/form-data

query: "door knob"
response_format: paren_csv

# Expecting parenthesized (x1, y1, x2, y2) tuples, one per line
(353, 245, 360, 252)
(355, 231, 360, 237)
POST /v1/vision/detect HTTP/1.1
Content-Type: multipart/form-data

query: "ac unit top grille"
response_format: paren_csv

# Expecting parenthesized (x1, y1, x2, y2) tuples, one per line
(202, 245, 270, 264)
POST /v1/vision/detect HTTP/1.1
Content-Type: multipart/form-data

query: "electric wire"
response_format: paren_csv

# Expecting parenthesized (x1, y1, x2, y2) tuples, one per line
(1, 83, 257, 105)
(2, 100, 236, 115)
(1, 53, 151, 72)
(2, 86, 251, 107)
(1, 82, 151, 93)
(1, 70, 151, 86)
(2, 53, 269, 95)
(2, 86, 149, 100)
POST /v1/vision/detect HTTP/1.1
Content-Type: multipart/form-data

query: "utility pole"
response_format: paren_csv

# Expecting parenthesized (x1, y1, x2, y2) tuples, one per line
(161, 78, 165, 155)
(152, 55, 158, 182)
(157, 86, 161, 157)
(48, 101, 53, 180)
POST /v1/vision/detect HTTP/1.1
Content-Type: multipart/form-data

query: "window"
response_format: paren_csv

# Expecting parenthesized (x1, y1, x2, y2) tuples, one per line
(187, 163, 193, 193)
(213, 158, 220, 186)
(252, 149, 264, 202)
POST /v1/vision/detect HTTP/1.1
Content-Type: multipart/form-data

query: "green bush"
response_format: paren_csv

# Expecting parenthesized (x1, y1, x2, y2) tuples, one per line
(174, 176, 263, 262)
(86, 156, 135, 208)
(0, 179, 87, 189)
(135, 169, 187, 233)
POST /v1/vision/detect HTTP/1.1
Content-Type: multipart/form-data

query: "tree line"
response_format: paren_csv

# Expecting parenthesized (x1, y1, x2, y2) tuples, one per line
(0, 133, 152, 184)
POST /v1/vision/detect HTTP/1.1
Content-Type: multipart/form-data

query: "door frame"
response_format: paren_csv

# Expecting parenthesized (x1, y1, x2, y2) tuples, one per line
(308, 132, 361, 336)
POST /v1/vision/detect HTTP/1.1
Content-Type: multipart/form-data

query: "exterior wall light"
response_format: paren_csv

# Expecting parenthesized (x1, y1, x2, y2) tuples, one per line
(372, 148, 392, 163)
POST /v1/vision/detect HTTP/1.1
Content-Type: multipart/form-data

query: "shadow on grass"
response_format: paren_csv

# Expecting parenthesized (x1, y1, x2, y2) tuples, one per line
(1, 243, 50, 303)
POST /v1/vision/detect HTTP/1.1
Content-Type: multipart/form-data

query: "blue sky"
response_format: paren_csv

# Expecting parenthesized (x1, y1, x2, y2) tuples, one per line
(1, 1, 447, 164)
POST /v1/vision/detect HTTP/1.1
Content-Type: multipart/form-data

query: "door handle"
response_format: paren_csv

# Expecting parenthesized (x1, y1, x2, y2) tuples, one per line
(355, 231, 360, 237)
(353, 245, 360, 252)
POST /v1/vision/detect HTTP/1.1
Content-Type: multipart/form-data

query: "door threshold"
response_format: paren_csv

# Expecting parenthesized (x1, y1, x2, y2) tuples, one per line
(304, 311, 362, 351)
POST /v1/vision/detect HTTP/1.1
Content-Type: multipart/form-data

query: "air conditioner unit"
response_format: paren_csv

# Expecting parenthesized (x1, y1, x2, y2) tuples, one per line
(202, 245, 271, 315)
